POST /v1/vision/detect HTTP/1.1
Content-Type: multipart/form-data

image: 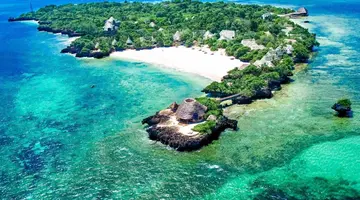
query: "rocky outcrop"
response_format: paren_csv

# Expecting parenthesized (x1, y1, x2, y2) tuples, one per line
(9, 17, 111, 59)
(146, 126, 205, 151)
(8, 18, 84, 37)
(61, 46, 110, 59)
(230, 88, 272, 105)
(141, 112, 170, 126)
(142, 112, 237, 151)
(8, 18, 97, 57)
(37, 26, 84, 37)
(268, 80, 282, 91)
(232, 95, 253, 105)
(332, 103, 352, 117)
(255, 88, 273, 99)
(8, 17, 38, 22)
(168, 102, 179, 112)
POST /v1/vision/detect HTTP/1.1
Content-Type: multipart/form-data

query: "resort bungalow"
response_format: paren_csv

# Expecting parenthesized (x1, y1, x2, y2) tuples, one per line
(241, 39, 265, 50)
(111, 39, 117, 46)
(297, 7, 309, 16)
(288, 7, 309, 18)
(175, 98, 207, 124)
(149, 22, 156, 28)
(203, 30, 215, 40)
(94, 42, 100, 50)
(126, 37, 133, 45)
(173, 31, 181, 42)
(151, 36, 157, 45)
(219, 30, 235, 41)
(285, 44, 294, 55)
(103, 16, 120, 32)
(262, 12, 272, 20)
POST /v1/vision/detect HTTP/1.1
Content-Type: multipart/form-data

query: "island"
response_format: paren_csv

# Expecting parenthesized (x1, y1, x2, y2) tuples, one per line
(332, 98, 352, 117)
(142, 98, 237, 151)
(9, 1, 318, 151)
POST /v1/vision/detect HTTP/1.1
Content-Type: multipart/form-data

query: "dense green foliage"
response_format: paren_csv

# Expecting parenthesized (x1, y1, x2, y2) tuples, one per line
(192, 120, 216, 135)
(17, 1, 300, 56)
(293, 43, 310, 62)
(16, 1, 317, 98)
(337, 98, 352, 107)
(203, 58, 293, 97)
(195, 97, 222, 118)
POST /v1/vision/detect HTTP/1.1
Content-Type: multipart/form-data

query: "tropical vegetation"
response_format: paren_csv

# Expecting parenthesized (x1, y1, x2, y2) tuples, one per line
(337, 98, 352, 108)
(192, 120, 216, 135)
(13, 1, 316, 59)
(13, 1, 319, 132)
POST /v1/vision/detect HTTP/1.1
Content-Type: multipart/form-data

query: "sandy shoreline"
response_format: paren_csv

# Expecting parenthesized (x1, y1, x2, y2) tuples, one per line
(110, 46, 249, 82)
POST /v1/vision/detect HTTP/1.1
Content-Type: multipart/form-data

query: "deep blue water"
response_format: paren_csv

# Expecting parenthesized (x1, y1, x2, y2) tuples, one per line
(1, 0, 360, 199)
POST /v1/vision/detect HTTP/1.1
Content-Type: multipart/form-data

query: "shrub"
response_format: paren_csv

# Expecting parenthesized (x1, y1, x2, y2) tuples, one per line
(260, 72, 280, 82)
(195, 97, 223, 118)
(240, 50, 260, 62)
(210, 45, 218, 51)
(192, 120, 216, 135)
(242, 64, 262, 76)
(337, 98, 352, 107)
(234, 46, 251, 58)
(293, 43, 310, 62)
(274, 56, 294, 77)
(202, 82, 232, 95)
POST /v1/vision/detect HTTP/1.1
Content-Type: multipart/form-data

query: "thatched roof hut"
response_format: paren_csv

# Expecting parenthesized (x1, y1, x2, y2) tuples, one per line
(297, 7, 308, 15)
(262, 12, 272, 20)
(149, 22, 156, 28)
(126, 37, 133, 45)
(103, 16, 120, 31)
(176, 98, 207, 122)
(288, 7, 309, 18)
(151, 36, 157, 44)
(219, 30, 235, 41)
(203, 31, 214, 40)
(111, 39, 117, 46)
(173, 31, 181, 42)
(241, 39, 265, 50)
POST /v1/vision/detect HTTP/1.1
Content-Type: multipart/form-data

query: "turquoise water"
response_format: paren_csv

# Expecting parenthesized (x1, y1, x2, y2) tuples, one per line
(1, 0, 360, 199)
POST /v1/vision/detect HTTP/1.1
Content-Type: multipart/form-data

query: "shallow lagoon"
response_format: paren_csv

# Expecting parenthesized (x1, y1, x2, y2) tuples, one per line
(1, 0, 360, 199)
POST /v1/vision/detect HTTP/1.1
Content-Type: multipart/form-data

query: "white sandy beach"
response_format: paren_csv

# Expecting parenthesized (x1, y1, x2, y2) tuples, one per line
(62, 36, 80, 46)
(110, 46, 249, 82)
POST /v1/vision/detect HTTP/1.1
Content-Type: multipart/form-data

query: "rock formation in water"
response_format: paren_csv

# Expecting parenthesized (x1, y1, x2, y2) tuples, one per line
(142, 102, 237, 151)
(332, 98, 352, 117)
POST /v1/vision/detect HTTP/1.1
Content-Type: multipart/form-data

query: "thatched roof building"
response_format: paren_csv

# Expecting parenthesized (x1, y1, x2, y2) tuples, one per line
(111, 39, 117, 46)
(103, 16, 120, 31)
(219, 30, 235, 41)
(173, 31, 181, 42)
(285, 44, 294, 55)
(254, 46, 288, 68)
(126, 37, 133, 45)
(176, 98, 207, 123)
(203, 31, 214, 40)
(149, 22, 156, 28)
(262, 12, 272, 20)
(288, 7, 309, 18)
(297, 7, 308, 15)
(241, 39, 265, 50)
